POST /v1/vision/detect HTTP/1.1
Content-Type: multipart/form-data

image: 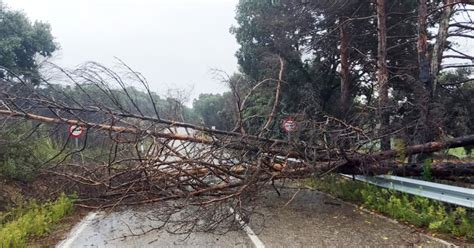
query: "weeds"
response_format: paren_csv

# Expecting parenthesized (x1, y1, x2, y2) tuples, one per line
(306, 176, 474, 239)
(0, 194, 75, 248)
(422, 158, 433, 181)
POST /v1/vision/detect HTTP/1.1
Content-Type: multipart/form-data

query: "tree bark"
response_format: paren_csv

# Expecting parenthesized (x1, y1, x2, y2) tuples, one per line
(1, 108, 473, 164)
(431, 0, 455, 95)
(413, 0, 440, 161)
(417, 0, 431, 86)
(372, 134, 474, 159)
(337, 162, 474, 179)
(261, 56, 284, 133)
(339, 17, 351, 113)
(376, 0, 390, 151)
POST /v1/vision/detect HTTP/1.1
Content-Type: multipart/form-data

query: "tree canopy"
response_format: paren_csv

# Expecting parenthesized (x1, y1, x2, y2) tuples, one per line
(226, 0, 473, 148)
(0, 2, 57, 84)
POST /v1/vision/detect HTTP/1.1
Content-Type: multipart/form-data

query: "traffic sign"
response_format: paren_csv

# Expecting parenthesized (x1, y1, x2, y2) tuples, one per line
(68, 125, 84, 138)
(282, 118, 297, 133)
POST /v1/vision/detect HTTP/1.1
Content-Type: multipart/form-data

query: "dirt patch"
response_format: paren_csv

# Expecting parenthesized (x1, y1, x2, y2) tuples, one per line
(0, 175, 73, 211)
(0, 177, 27, 210)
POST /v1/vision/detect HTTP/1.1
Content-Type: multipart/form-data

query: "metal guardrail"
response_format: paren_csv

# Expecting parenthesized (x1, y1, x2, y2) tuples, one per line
(341, 174, 474, 208)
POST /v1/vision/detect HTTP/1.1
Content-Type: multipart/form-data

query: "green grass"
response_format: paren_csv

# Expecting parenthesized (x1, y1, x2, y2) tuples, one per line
(0, 194, 75, 248)
(447, 147, 472, 159)
(305, 176, 474, 239)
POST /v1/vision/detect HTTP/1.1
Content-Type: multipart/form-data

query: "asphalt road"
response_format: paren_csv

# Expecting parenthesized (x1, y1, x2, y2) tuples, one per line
(57, 188, 451, 248)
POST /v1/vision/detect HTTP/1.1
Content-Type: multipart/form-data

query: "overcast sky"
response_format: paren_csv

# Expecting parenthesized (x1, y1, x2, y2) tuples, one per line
(4, 0, 240, 104)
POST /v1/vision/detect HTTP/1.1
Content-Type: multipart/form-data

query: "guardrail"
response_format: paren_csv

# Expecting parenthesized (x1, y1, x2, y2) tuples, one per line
(340, 174, 474, 209)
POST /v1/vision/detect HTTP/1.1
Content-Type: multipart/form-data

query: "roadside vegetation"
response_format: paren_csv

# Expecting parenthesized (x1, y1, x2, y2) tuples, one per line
(306, 175, 474, 239)
(0, 123, 60, 182)
(0, 194, 75, 248)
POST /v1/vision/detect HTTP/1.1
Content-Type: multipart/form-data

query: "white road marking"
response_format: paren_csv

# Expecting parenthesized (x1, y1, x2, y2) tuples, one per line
(230, 207, 266, 248)
(56, 211, 99, 248)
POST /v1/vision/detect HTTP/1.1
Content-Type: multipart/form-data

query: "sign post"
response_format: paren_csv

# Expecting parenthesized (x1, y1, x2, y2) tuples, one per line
(68, 125, 85, 164)
(68, 125, 84, 138)
(68, 125, 84, 148)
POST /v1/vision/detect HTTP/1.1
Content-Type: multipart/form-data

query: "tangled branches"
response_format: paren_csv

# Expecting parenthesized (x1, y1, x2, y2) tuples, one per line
(0, 62, 473, 234)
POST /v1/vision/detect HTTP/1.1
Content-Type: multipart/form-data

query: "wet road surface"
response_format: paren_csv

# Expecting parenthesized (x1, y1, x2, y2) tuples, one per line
(57, 188, 451, 247)
(248, 188, 447, 247)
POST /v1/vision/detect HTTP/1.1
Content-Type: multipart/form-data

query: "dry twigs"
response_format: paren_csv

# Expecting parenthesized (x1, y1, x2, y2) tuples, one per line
(0, 62, 473, 234)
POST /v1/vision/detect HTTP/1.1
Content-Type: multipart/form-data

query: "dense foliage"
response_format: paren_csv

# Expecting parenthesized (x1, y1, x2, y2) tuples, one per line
(0, 2, 56, 84)
(220, 0, 473, 146)
(0, 123, 58, 181)
(193, 93, 236, 130)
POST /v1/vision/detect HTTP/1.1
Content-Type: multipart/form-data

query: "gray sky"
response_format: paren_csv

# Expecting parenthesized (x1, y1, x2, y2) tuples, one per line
(4, 0, 240, 104)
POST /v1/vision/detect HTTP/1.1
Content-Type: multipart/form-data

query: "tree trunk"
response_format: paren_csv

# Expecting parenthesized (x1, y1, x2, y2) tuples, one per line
(261, 56, 284, 133)
(366, 134, 474, 160)
(337, 162, 474, 179)
(376, 0, 390, 151)
(413, 0, 442, 162)
(431, 0, 455, 95)
(339, 17, 350, 113)
(417, 0, 430, 86)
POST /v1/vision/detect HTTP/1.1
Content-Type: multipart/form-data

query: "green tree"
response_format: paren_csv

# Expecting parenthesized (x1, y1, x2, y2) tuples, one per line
(231, 0, 466, 148)
(193, 93, 235, 130)
(0, 2, 57, 84)
(231, 0, 378, 120)
(437, 68, 474, 143)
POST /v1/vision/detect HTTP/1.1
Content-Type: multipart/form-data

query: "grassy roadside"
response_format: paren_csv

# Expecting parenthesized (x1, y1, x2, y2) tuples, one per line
(305, 175, 474, 240)
(0, 194, 75, 247)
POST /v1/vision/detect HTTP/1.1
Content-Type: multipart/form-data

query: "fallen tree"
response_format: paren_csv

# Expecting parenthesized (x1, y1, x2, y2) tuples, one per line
(0, 108, 473, 176)
(0, 63, 473, 234)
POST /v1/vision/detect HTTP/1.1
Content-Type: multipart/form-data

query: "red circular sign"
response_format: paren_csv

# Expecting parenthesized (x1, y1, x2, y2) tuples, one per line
(68, 125, 84, 138)
(282, 119, 297, 133)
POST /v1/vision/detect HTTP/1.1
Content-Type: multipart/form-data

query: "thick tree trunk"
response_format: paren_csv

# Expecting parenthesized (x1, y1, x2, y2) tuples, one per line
(337, 162, 474, 179)
(431, 0, 455, 95)
(373, 134, 474, 159)
(1, 109, 473, 163)
(414, 0, 437, 161)
(339, 17, 350, 113)
(376, 0, 390, 151)
(417, 0, 430, 86)
(278, 158, 474, 180)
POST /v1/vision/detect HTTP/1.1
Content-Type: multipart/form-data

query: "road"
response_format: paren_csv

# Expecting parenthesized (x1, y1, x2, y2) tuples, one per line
(56, 187, 452, 248)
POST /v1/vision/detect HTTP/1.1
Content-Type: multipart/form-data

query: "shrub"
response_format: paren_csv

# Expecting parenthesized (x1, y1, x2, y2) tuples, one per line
(0, 122, 59, 181)
(0, 194, 75, 247)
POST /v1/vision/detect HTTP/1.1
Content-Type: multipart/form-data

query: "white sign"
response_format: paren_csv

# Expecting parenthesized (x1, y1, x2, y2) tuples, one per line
(283, 119, 297, 133)
(68, 125, 84, 138)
